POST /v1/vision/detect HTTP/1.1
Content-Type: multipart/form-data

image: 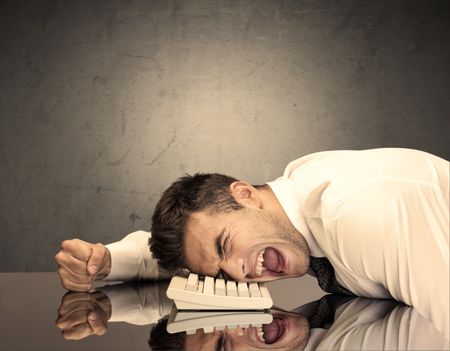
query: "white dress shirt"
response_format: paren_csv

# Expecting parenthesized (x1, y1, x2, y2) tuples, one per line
(105, 230, 172, 281)
(309, 298, 449, 350)
(99, 280, 173, 325)
(104, 148, 449, 339)
(267, 148, 449, 339)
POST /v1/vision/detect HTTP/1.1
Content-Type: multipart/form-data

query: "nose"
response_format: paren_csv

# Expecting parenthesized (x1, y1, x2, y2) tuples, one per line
(218, 258, 246, 281)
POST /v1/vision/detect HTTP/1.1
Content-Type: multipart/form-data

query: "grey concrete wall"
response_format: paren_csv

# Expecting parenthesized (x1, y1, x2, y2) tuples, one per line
(1, 0, 449, 271)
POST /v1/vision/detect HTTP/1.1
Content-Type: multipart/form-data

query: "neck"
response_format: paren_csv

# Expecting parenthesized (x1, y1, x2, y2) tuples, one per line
(258, 185, 290, 221)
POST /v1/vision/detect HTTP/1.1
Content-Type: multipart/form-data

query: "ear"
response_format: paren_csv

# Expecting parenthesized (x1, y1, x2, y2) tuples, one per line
(229, 181, 262, 208)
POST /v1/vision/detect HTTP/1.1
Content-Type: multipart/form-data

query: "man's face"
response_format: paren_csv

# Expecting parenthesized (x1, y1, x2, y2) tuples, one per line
(184, 309, 309, 351)
(184, 183, 310, 282)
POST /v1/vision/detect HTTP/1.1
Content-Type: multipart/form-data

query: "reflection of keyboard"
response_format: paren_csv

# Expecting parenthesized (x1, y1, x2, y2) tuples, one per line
(166, 305, 273, 334)
(166, 273, 273, 310)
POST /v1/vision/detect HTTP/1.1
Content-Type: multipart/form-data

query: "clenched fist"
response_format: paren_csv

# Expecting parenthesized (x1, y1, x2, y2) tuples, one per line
(55, 290, 111, 340)
(55, 239, 111, 292)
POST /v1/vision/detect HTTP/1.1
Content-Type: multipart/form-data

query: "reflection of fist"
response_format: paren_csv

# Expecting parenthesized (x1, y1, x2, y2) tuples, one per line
(55, 291, 112, 340)
(55, 239, 111, 291)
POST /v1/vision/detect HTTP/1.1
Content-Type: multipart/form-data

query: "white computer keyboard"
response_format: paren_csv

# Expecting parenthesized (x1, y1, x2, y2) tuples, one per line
(166, 305, 273, 334)
(166, 273, 273, 310)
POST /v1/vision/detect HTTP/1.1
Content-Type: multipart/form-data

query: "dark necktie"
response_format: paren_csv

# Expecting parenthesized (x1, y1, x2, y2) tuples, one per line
(309, 256, 354, 296)
(308, 294, 354, 329)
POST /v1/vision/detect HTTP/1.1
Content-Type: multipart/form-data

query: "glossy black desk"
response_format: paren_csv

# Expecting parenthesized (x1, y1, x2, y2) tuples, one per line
(0, 272, 323, 350)
(1, 273, 448, 350)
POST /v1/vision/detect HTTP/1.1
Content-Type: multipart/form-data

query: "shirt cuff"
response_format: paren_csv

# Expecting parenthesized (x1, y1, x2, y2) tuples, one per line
(99, 282, 173, 325)
(104, 240, 140, 281)
(102, 285, 141, 322)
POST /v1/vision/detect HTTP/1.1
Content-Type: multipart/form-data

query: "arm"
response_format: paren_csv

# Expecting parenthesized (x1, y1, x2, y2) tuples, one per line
(100, 280, 172, 325)
(55, 231, 172, 292)
(105, 230, 173, 281)
(55, 281, 173, 340)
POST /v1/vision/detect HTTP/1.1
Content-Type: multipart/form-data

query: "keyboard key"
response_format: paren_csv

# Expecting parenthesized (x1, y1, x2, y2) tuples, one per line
(237, 282, 250, 297)
(186, 273, 199, 291)
(226, 281, 238, 297)
(249, 282, 261, 297)
(203, 325, 214, 333)
(215, 278, 226, 295)
(203, 276, 215, 295)
(259, 284, 271, 299)
(197, 280, 204, 293)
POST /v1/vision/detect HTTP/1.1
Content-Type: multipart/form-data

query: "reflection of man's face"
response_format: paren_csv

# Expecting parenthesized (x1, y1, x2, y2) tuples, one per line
(183, 183, 310, 282)
(184, 309, 309, 351)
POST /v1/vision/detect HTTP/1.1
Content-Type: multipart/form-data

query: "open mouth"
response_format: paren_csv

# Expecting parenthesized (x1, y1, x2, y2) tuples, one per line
(255, 247, 286, 277)
(255, 317, 286, 344)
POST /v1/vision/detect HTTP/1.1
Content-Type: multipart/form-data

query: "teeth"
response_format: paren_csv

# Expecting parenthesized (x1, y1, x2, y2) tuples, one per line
(256, 326, 265, 342)
(255, 249, 265, 277)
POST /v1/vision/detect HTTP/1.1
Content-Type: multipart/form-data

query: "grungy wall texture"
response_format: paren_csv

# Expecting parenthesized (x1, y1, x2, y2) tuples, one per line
(1, 0, 449, 271)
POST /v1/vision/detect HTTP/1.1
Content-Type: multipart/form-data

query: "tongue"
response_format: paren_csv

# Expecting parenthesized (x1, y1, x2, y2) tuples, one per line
(262, 318, 284, 344)
(263, 248, 282, 272)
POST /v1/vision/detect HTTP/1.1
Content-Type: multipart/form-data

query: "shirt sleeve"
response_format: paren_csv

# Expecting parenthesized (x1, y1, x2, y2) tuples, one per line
(104, 230, 173, 281)
(99, 281, 173, 326)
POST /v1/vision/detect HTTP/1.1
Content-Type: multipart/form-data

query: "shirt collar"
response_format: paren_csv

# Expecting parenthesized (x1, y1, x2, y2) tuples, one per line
(267, 177, 325, 257)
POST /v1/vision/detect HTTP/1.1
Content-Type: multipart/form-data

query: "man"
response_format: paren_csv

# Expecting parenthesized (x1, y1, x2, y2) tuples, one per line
(55, 148, 449, 338)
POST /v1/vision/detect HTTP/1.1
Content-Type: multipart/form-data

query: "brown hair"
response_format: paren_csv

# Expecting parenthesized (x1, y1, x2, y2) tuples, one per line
(150, 173, 244, 272)
(148, 315, 185, 350)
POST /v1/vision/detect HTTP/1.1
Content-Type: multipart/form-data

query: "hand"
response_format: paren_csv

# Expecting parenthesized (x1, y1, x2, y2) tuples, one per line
(55, 291, 111, 340)
(55, 239, 111, 291)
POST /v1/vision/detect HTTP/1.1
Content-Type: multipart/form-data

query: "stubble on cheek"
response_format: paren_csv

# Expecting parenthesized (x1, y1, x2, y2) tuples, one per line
(264, 213, 310, 276)
(269, 212, 309, 256)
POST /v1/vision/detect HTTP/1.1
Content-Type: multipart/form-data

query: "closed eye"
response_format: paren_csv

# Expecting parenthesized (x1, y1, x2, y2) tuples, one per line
(222, 235, 230, 259)
(215, 229, 226, 260)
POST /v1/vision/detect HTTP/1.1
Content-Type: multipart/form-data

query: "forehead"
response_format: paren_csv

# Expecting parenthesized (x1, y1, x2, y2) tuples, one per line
(183, 210, 225, 275)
